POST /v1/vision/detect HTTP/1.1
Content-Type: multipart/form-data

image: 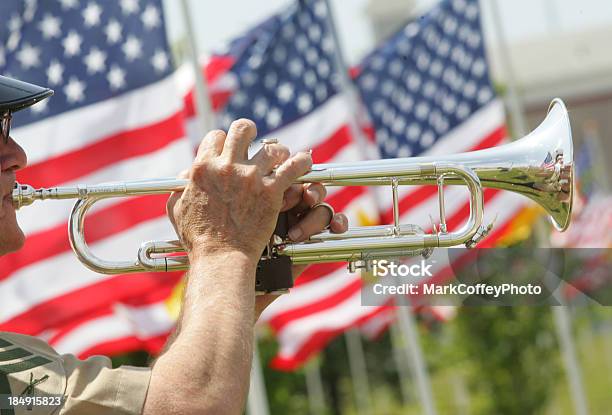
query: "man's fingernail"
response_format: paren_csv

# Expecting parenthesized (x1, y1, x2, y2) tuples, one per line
(334, 216, 345, 226)
(289, 227, 303, 241)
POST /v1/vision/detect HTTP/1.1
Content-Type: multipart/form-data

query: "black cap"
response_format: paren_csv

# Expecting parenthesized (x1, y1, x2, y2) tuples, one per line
(0, 75, 53, 113)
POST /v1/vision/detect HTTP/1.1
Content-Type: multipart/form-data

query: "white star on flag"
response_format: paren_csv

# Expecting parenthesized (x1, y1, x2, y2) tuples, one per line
(47, 60, 64, 85)
(16, 43, 41, 69)
(105, 20, 122, 44)
(122, 35, 143, 61)
(141, 5, 161, 29)
(63, 31, 82, 57)
(84, 47, 107, 74)
(60, 0, 79, 10)
(82, 2, 102, 27)
(8, 15, 22, 32)
(120, 0, 139, 15)
(277, 82, 294, 103)
(297, 93, 312, 113)
(150, 50, 168, 73)
(266, 107, 282, 128)
(30, 98, 49, 114)
(107, 65, 127, 90)
(38, 14, 62, 40)
(64, 77, 86, 103)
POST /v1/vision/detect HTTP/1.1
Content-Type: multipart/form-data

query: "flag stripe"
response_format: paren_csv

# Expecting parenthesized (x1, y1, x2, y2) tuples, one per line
(18, 112, 185, 188)
(1, 195, 167, 281)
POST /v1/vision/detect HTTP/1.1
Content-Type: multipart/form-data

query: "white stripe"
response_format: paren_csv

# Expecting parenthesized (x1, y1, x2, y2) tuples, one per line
(51, 314, 135, 355)
(14, 73, 185, 165)
(113, 302, 175, 337)
(16, 138, 192, 236)
(0, 217, 176, 323)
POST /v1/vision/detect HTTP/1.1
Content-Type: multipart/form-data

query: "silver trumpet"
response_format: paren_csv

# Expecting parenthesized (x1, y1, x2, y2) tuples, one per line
(13, 99, 574, 275)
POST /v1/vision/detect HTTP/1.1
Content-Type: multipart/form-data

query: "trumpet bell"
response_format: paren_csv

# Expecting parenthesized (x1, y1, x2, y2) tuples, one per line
(473, 97, 573, 231)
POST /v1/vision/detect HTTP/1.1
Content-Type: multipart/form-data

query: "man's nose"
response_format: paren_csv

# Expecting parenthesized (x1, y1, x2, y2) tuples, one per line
(1, 136, 28, 172)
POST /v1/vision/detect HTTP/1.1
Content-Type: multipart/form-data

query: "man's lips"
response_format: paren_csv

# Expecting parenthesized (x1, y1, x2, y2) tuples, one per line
(1, 182, 15, 204)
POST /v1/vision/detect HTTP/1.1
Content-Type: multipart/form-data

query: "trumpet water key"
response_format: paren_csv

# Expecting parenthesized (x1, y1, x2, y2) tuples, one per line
(13, 99, 574, 282)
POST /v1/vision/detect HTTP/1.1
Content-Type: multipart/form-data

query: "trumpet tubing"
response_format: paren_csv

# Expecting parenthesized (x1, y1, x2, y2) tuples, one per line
(13, 99, 574, 275)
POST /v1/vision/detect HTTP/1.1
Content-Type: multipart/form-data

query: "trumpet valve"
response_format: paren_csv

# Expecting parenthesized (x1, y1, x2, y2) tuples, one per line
(348, 259, 373, 273)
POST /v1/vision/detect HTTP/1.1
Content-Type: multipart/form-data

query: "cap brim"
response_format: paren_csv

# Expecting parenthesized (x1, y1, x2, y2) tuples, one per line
(0, 75, 53, 113)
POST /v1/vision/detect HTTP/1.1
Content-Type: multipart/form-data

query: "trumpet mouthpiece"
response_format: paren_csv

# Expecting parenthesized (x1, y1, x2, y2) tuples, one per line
(12, 183, 37, 210)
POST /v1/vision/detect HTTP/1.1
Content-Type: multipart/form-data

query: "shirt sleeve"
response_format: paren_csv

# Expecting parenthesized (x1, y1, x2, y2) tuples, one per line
(1, 332, 151, 415)
(59, 354, 151, 415)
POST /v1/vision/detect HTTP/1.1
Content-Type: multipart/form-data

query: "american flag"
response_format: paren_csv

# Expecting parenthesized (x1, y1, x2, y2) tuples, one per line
(0, 0, 192, 354)
(265, 0, 530, 370)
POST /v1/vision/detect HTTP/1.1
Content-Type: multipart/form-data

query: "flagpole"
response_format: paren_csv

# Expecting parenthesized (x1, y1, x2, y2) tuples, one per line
(321, 0, 375, 159)
(344, 330, 373, 415)
(246, 339, 271, 415)
(395, 297, 437, 415)
(488, 0, 527, 136)
(178, 0, 216, 135)
(489, 2, 589, 414)
(389, 320, 413, 406)
(304, 357, 326, 415)
(581, 120, 610, 192)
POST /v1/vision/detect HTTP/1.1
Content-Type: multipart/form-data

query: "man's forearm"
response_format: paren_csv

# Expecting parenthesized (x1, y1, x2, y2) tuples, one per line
(145, 252, 258, 415)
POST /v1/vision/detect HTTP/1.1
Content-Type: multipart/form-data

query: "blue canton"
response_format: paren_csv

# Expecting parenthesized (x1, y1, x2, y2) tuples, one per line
(221, 0, 341, 138)
(0, 0, 172, 127)
(357, 0, 495, 159)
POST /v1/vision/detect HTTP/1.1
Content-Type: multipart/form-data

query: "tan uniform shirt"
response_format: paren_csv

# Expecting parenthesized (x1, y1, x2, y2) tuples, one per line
(0, 332, 151, 415)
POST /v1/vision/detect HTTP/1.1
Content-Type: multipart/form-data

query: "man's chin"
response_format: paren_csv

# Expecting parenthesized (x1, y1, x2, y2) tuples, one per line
(0, 227, 26, 256)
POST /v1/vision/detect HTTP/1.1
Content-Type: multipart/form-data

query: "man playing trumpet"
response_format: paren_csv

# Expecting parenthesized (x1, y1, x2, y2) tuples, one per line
(0, 75, 347, 414)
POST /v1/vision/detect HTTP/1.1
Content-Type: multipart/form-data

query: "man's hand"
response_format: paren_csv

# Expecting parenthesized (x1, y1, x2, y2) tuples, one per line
(170, 119, 312, 262)
(166, 122, 349, 316)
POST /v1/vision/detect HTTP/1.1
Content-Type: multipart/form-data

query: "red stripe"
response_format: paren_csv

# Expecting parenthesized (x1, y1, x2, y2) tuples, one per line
(327, 186, 366, 211)
(311, 125, 352, 163)
(17, 111, 186, 188)
(269, 279, 363, 331)
(75, 332, 171, 359)
(294, 262, 345, 286)
(0, 272, 182, 335)
(0, 194, 168, 281)
(381, 186, 437, 224)
(469, 125, 507, 151)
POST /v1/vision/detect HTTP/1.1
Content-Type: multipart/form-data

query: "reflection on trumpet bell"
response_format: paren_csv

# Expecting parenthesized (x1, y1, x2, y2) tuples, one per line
(12, 99, 573, 276)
